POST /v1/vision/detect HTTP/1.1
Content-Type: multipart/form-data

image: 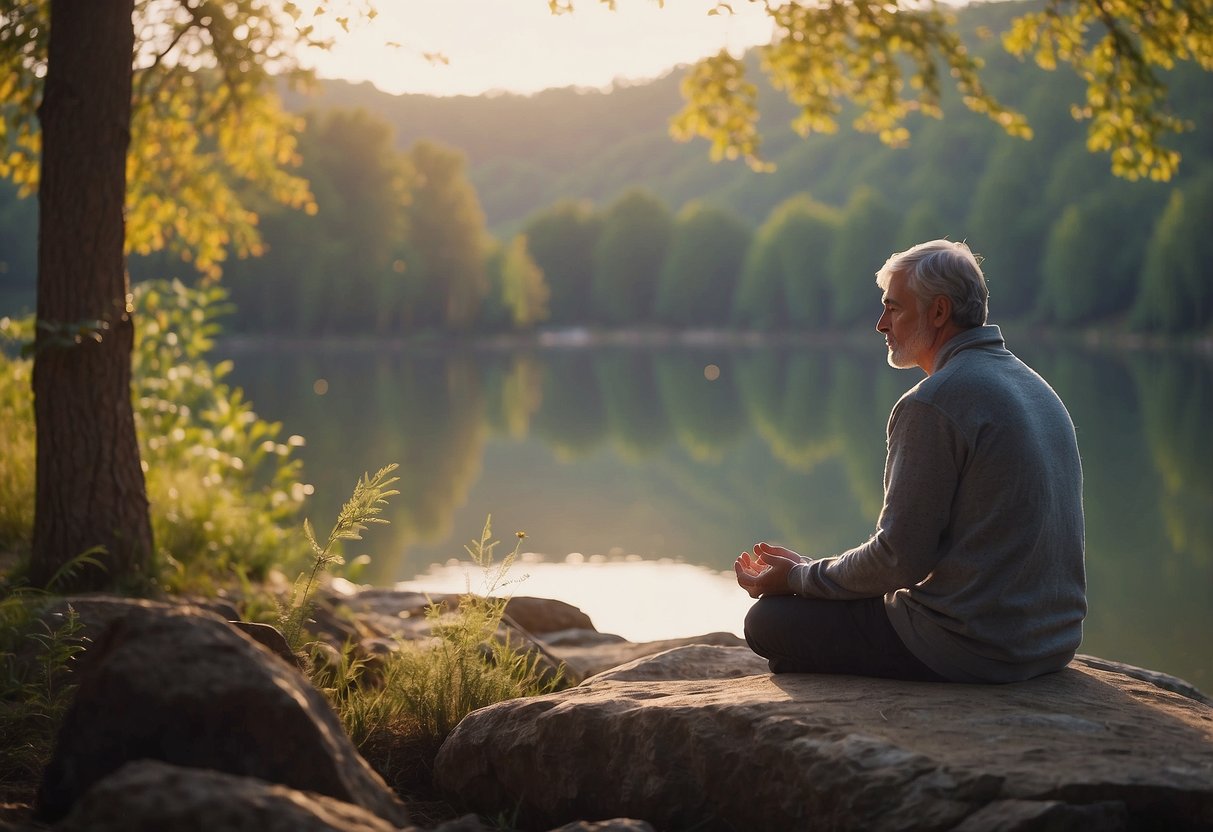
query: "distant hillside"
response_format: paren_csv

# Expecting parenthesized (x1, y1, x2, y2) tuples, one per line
(281, 0, 1213, 237)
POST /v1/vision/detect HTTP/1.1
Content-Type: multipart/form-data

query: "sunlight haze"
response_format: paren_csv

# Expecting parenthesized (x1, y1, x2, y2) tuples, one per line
(305, 0, 776, 97)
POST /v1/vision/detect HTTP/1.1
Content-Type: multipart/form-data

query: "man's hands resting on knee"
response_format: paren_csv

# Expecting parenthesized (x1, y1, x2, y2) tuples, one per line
(735, 542, 802, 598)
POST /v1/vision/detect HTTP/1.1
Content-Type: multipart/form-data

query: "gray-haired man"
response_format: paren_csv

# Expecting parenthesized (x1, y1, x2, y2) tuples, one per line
(736, 239, 1086, 684)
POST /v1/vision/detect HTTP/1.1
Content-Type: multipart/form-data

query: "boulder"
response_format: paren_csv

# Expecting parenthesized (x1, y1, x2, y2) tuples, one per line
(549, 822, 655, 832)
(56, 761, 401, 832)
(503, 596, 596, 635)
(57, 760, 653, 832)
(434, 647, 1213, 831)
(542, 631, 746, 680)
(35, 605, 409, 827)
(584, 644, 769, 683)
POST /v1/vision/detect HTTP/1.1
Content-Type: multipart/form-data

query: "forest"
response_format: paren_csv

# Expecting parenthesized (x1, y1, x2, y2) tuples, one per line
(2, 0, 1212, 336)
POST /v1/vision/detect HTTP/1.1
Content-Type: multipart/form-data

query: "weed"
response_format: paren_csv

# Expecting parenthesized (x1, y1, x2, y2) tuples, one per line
(0, 550, 102, 802)
(281, 464, 400, 651)
(315, 517, 563, 789)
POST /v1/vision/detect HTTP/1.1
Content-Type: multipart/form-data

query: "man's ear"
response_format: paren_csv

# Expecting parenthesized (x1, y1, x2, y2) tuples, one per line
(931, 295, 953, 329)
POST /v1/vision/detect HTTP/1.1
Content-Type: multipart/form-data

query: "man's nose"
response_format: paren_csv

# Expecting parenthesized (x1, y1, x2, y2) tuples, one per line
(876, 310, 889, 333)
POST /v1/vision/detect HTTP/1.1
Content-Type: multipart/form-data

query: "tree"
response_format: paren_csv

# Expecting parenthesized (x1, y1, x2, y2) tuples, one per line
(405, 140, 490, 330)
(225, 108, 414, 336)
(522, 200, 601, 325)
(654, 202, 751, 326)
(662, 0, 1213, 182)
(24, 0, 150, 588)
(967, 139, 1054, 318)
(829, 187, 899, 325)
(1038, 187, 1158, 324)
(732, 218, 787, 330)
(0, 0, 346, 589)
(498, 235, 550, 330)
(1131, 167, 1213, 332)
(590, 188, 673, 324)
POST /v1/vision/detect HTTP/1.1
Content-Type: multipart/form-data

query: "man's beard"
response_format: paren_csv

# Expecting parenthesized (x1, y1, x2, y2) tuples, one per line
(886, 316, 933, 370)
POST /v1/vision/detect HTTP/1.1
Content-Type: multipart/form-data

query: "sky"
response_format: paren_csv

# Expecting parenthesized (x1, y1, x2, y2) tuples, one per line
(304, 0, 777, 98)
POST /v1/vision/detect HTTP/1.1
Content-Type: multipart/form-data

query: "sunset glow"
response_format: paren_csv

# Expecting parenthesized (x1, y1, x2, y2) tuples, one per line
(304, 0, 776, 97)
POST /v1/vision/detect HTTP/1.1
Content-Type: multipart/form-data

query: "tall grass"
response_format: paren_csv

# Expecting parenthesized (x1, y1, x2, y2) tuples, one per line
(312, 518, 564, 788)
(281, 464, 400, 650)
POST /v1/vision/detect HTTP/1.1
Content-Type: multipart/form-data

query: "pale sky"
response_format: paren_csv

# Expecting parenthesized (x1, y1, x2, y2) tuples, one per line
(304, 0, 777, 97)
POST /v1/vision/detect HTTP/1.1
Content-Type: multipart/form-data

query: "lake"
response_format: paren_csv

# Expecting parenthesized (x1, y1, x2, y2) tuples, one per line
(218, 331, 1213, 692)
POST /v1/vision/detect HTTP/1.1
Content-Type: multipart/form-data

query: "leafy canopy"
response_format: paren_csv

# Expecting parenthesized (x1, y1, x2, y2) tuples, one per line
(566, 0, 1213, 181)
(0, 0, 373, 277)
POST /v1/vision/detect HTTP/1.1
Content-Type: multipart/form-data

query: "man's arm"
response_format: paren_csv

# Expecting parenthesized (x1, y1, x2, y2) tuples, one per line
(787, 396, 963, 600)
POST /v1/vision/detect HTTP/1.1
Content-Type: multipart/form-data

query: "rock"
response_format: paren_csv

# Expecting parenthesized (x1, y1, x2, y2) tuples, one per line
(543, 631, 746, 680)
(503, 596, 596, 635)
(56, 760, 400, 832)
(1074, 654, 1212, 706)
(27, 595, 173, 679)
(548, 821, 656, 832)
(584, 644, 770, 683)
(950, 799, 1129, 831)
(539, 629, 628, 648)
(229, 620, 307, 670)
(35, 605, 409, 827)
(434, 646, 1213, 831)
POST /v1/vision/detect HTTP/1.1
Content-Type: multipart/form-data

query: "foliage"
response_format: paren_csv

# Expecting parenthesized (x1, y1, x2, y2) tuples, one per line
(655, 202, 751, 326)
(312, 517, 563, 763)
(521, 199, 602, 325)
(0, 0, 381, 276)
(282, 464, 400, 650)
(741, 194, 841, 330)
(0, 551, 100, 799)
(591, 188, 674, 324)
(0, 317, 34, 555)
(1131, 167, 1213, 332)
(732, 214, 788, 329)
(967, 138, 1055, 318)
(133, 280, 307, 591)
(829, 187, 899, 326)
(665, 0, 1213, 180)
(405, 140, 490, 330)
(0, 281, 307, 590)
(224, 107, 414, 335)
(1037, 185, 1157, 324)
(498, 234, 550, 330)
(1002, 0, 1213, 181)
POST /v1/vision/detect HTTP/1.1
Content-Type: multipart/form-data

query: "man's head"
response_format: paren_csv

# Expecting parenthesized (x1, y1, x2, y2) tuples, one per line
(875, 240, 988, 374)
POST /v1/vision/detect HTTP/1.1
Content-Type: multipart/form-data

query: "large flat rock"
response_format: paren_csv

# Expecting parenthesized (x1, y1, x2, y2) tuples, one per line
(434, 648, 1213, 831)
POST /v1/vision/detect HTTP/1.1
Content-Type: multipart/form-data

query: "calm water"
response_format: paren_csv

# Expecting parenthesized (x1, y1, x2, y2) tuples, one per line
(218, 335, 1213, 692)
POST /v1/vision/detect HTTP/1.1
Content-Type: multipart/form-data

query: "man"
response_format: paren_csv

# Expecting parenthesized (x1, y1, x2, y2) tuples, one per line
(735, 239, 1085, 684)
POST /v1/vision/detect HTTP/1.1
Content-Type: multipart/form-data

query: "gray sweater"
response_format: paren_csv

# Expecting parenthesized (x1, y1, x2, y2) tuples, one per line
(787, 326, 1086, 683)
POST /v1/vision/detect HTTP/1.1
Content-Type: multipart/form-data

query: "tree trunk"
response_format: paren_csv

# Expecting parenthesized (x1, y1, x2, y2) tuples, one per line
(30, 0, 152, 590)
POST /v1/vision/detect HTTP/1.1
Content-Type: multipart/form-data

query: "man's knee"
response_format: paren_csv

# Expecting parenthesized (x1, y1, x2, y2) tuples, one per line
(743, 596, 787, 652)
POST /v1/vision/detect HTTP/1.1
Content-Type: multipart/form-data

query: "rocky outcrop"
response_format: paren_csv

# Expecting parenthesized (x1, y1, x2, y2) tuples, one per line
(35, 604, 409, 827)
(543, 630, 747, 680)
(434, 646, 1213, 831)
(55, 760, 405, 832)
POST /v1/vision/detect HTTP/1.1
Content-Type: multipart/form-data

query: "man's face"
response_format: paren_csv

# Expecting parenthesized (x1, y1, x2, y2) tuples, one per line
(876, 270, 933, 372)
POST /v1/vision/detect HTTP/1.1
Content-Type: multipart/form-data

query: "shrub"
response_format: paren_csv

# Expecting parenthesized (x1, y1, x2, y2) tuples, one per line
(0, 280, 308, 592)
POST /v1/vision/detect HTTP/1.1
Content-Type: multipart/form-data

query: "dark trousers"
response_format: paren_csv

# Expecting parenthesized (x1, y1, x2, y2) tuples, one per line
(744, 595, 950, 682)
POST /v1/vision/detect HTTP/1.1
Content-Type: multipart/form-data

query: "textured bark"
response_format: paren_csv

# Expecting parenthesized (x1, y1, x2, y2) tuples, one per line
(30, 0, 151, 590)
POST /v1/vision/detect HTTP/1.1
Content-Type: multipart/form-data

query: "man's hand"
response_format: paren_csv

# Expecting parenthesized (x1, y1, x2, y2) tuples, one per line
(734, 542, 801, 598)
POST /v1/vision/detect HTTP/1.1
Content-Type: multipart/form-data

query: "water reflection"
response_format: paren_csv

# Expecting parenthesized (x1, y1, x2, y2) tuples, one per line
(220, 339, 1213, 691)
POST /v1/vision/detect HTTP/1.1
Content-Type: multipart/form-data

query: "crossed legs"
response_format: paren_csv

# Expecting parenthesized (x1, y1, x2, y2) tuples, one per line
(743, 595, 949, 682)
